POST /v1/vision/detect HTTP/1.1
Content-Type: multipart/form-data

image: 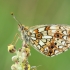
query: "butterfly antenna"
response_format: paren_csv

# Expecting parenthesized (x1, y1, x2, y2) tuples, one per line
(11, 12, 22, 26)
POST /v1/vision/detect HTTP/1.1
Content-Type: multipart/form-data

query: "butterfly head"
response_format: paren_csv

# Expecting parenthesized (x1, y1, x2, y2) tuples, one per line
(18, 23, 29, 43)
(18, 23, 28, 32)
(18, 23, 24, 32)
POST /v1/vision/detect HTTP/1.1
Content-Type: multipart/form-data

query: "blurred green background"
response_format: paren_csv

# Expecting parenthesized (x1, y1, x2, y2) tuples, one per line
(0, 0, 70, 70)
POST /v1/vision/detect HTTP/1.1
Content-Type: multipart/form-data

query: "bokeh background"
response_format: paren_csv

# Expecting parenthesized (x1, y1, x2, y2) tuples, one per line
(0, 0, 70, 70)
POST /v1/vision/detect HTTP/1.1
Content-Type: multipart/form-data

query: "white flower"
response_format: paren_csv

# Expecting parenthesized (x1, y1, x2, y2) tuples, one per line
(11, 64, 17, 70)
(12, 56, 18, 62)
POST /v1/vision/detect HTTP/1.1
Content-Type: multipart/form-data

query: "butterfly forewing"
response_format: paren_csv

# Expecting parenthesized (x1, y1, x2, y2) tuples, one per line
(28, 25, 70, 57)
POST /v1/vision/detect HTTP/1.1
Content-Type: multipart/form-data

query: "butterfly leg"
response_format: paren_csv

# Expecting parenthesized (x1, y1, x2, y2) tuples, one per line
(8, 33, 22, 53)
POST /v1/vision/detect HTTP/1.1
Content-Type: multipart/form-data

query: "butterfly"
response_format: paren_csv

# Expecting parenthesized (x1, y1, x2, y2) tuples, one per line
(17, 23, 70, 57)
(11, 13, 70, 57)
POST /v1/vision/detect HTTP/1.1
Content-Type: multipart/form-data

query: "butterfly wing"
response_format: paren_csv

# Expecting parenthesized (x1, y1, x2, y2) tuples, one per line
(29, 24, 70, 57)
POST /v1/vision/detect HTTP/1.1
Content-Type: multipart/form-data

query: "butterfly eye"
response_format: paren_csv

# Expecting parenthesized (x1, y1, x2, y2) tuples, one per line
(21, 26, 24, 30)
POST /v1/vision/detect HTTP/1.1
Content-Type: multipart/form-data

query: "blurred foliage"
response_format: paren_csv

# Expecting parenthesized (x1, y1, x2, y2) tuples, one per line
(0, 0, 70, 70)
